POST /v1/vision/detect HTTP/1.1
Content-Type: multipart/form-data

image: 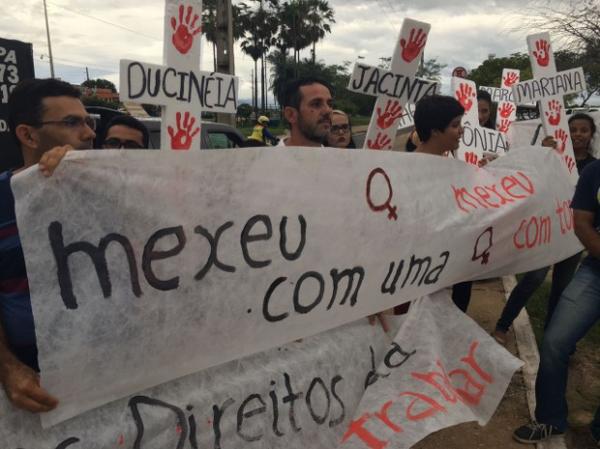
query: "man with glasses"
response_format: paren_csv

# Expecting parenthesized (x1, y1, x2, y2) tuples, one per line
(100, 115, 149, 149)
(0, 78, 96, 413)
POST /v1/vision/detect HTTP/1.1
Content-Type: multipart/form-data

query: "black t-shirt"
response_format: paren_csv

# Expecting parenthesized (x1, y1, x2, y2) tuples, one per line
(576, 154, 596, 174)
(571, 159, 600, 273)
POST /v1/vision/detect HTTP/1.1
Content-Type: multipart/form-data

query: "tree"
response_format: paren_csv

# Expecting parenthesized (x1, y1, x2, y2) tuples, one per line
(304, 0, 335, 63)
(202, 0, 245, 71)
(416, 58, 447, 82)
(468, 53, 533, 88)
(81, 78, 117, 92)
(517, 0, 600, 104)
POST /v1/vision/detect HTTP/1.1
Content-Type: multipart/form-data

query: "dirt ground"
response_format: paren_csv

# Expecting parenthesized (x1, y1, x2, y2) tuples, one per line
(412, 279, 600, 449)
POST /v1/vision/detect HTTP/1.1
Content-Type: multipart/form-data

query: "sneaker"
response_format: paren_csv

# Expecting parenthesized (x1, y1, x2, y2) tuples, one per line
(492, 328, 507, 345)
(513, 421, 564, 444)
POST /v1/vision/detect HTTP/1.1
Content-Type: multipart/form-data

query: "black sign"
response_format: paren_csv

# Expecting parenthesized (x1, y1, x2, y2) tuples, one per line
(0, 37, 34, 172)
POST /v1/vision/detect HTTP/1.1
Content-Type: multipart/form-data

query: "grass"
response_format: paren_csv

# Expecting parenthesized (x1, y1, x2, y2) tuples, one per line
(523, 274, 600, 347)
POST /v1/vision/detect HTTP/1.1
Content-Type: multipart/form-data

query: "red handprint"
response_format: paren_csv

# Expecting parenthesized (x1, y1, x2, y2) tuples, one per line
(554, 128, 568, 154)
(503, 72, 519, 87)
(532, 39, 550, 67)
(497, 119, 511, 133)
(400, 28, 426, 63)
(168, 111, 200, 150)
(376, 100, 403, 130)
(170, 4, 202, 54)
(545, 99, 562, 126)
(498, 102, 514, 119)
(464, 152, 479, 166)
(456, 83, 475, 111)
(367, 132, 392, 150)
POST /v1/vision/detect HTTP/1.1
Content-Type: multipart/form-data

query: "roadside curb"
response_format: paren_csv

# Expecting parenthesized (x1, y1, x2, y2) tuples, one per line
(501, 275, 567, 449)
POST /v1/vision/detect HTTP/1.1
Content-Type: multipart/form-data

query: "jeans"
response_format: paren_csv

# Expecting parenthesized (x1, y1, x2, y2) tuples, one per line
(496, 252, 581, 332)
(534, 264, 600, 431)
(452, 281, 472, 313)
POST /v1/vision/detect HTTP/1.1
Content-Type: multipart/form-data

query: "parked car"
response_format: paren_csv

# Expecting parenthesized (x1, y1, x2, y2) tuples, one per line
(85, 106, 245, 150)
(139, 117, 245, 150)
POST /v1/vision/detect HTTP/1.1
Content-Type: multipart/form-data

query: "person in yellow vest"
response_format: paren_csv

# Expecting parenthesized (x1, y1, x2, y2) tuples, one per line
(247, 115, 278, 145)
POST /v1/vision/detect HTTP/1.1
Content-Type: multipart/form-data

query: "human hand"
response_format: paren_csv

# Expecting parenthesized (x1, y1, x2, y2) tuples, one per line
(0, 360, 58, 412)
(368, 312, 389, 333)
(38, 145, 73, 177)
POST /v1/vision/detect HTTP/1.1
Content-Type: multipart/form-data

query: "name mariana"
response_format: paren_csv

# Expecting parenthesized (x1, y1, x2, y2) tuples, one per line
(513, 68, 585, 103)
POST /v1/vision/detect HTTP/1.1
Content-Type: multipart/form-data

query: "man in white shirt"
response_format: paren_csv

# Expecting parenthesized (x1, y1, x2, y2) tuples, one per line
(279, 78, 334, 147)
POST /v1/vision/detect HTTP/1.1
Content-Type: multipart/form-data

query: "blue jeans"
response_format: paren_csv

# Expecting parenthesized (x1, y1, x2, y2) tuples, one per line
(496, 252, 581, 332)
(534, 264, 600, 433)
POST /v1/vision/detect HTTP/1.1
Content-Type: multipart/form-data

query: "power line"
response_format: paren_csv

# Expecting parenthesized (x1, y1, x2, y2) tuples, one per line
(36, 52, 116, 73)
(46, 1, 161, 42)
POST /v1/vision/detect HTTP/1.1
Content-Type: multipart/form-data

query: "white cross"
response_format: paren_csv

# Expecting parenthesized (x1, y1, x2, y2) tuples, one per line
(346, 19, 438, 150)
(512, 32, 587, 183)
(480, 68, 520, 139)
(119, 0, 239, 151)
(452, 77, 508, 166)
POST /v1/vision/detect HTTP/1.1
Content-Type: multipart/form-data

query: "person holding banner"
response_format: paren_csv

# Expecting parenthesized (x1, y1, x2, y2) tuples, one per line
(279, 77, 333, 147)
(0, 78, 96, 413)
(513, 151, 600, 445)
(493, 113, 597, 345)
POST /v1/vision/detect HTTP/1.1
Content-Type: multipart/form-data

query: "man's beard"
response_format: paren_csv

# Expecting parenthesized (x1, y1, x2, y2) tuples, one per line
(298, 115, 330, 144)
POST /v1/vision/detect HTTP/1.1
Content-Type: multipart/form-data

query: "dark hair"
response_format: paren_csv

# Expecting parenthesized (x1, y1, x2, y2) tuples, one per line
(281, 77, 334, 110)
(476, 90, 494, 129)
(101, 115, 149, 148)
(8, 78, 81, 148)
(414, 95, 464, 142)
(569, 113, 596, 136)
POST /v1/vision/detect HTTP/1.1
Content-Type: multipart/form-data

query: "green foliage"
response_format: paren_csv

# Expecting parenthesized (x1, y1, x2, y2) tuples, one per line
(468, 53, 533, 88)
(416, 58, 447, 82)
(269, 56, 375, 116)
(81, 78, 117, 92)
(81, 95, 120, 110)
(237, 103, 253, 119)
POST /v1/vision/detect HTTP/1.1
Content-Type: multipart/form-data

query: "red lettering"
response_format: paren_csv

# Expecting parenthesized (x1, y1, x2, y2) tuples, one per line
(448, 368, 486, 405)
(452, 185, 485, 213)
(473, 186, 500, 209)
(460, 341, 493, 384)
(484, 184, 514, 206)
(342, 413, 389, 449)
(525, 216, 538, 248)
(411, 361, 460, 404)
(374, 400, 403, 433)
(513, 219, 526, 249)
(399, 391, 446, 421)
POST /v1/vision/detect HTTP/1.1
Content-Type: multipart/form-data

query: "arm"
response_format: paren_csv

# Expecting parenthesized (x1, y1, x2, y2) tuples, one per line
(574, 209, 600, 259)
(0, 325, 58, 412)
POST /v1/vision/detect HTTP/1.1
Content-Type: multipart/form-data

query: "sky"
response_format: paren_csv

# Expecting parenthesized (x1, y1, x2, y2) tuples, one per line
(0, 0, 563, 105)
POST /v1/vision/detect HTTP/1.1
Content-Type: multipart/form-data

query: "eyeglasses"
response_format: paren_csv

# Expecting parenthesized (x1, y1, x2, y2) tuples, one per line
(330, 124, 350, 133)
(103, 138, 144, 149)
(38, 115, 96, 131)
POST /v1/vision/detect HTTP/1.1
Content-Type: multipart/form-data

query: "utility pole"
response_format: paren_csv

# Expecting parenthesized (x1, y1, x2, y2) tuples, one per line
(43, 0, 55, 78)
(215, 0, 236, 126)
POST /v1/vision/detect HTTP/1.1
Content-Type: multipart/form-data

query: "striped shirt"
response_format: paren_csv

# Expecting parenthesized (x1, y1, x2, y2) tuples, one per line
(0, 170, 38, 370)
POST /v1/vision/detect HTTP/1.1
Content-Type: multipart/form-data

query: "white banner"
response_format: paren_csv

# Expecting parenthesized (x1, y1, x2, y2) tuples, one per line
(340, 292, 522, 449)
(11, 147, 581, 427)
(0, 291, 520, 449)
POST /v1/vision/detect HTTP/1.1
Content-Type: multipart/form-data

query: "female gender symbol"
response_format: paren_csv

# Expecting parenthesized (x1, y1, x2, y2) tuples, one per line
(366, 167, 398, 220)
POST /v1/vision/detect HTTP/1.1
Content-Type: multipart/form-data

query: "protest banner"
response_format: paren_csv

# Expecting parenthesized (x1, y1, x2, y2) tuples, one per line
(119, 0, 239, 150)
(512, 32, 586, 184)
(0, 290, 521, 449)
(0, 37, 34, 172)
(451, 77, 508, 165)
(346, 19, 437, 150)
(11, 145, 581, 427)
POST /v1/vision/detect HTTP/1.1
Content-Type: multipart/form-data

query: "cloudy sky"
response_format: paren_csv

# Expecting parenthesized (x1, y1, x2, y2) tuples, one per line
(1, 0, 553, 103)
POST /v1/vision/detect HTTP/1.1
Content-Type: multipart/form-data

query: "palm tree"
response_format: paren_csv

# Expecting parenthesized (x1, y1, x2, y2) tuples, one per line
(305, 0, 335, 64)
(202, 0, 245, 71)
